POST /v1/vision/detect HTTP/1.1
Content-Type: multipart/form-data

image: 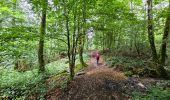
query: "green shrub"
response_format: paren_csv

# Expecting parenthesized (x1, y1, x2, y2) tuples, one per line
(124, 71, 133, 77)
(132, 86, 170, 100)
(105, 55, 162, 77)
(0, 58, 69, 99)
(0, 53, 89, 99)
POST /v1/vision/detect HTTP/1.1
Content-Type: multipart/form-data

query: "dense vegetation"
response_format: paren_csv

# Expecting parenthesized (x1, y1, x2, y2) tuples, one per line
(0, 0, 170, 99)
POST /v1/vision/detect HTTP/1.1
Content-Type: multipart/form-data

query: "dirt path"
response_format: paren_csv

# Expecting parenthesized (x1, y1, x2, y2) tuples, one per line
(59, 53, 128, 100)
(46, 52, 147, 100)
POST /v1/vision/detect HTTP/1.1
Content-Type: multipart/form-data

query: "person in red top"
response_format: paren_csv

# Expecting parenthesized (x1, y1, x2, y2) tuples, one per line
(96, 52, 100, 65)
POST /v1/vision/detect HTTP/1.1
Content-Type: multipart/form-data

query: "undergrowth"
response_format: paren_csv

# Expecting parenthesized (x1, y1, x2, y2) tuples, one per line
(132, 86, 170, 100)
(0, 53, 89, 99)
(105, 55, 165, 77)
(0, 58, 68, 99)
(104, 52, 170, 99)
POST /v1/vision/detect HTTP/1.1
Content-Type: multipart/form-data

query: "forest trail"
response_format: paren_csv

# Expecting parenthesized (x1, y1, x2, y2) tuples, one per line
(47, 51, 147, 100)
(62, 52, 129, 100)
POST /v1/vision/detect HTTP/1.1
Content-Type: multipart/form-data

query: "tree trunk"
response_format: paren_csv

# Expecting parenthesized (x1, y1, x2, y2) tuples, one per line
(160, 1, 170, 66)
(70, 2, 77, 79)
(147, 0, 158, 62)
(38, 0, 47, 72)
(63, 0, 79, 80)
(78, 24, 87, 67)
(78, 0, 87, 67)
(102, 32, 105, 51)
(63, 0, 73, 79)
(106, 32, 113, 50)
(112, 30, 116, 49)
(134, 41, 140, 56)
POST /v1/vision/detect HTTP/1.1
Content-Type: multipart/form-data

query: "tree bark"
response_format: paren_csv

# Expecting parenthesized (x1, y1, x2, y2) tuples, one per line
(160, 1, 170, 66)
(70, 1, 77, 79)
(147, 0, 158, 62)
(63, 0, 73, 79)
(38, 0, 47, 72)
(63, 0, 79, 80)
(78, 0, 87, 67)
(78, 21, 87, 67)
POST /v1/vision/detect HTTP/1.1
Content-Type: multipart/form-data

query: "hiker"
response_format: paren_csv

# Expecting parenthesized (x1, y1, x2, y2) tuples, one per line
(96, 52, 100, 65)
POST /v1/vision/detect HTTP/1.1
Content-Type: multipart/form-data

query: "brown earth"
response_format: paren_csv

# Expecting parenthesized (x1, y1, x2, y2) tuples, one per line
(46, 52, 148, 100)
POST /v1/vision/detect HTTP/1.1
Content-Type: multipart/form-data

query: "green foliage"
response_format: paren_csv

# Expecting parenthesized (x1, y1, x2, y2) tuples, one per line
(107, 56, 145, 69)
(0, 69, 47, 99)
(46, 58, 68, 75)
(0, 58, 69, 99)
(74, 63, 84, 73)
(48, 72, 69, 90)
(0, 0, 170, 99)
(0, 54, 89, 99)
(105, 54, 163, 77)
(74, 53, 90, 73)
(132, 86, 170, 100)
(124, 71, 133, 77)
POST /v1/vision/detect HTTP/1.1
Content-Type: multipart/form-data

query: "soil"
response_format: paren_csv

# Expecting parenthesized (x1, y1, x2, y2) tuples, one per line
(46, 52, 156, 100)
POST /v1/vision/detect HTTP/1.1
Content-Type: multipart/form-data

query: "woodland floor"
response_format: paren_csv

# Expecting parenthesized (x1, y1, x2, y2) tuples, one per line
(46, 51, 166, 100)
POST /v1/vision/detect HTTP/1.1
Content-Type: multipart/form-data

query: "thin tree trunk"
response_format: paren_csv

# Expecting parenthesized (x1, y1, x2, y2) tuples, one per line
(77, 14, 83, 66)
(147, 0, 158, 62)
(38, 0, 47, 72)
(63, 0, 79, 80)
(102, 32, 105, 51)
(63, 0, 73, 79)
(160, 1, 170, 65)
(130, 0, 134, 51)
(117, 27, 121, 50)
(106, 32, 113, 50)
(70, 1, 77, 79)
(78, 19, 87, 67)
(79, 0, 87, 67)
(78, 0, 88, 67)
(134, 34, 140, 56)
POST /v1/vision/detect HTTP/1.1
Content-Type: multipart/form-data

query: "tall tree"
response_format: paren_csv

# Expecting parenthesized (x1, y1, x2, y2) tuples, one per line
(78, 0, 88, 67)
(160, 1, 170, 65)
(38, 0, 48, 72)
(62, 0, 79, 80)
(147, 0, 158, 62)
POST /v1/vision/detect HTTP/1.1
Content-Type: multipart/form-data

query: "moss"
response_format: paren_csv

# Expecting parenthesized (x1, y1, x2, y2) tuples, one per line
(71, 61, 88, 80)
(74, 63, 85, 73)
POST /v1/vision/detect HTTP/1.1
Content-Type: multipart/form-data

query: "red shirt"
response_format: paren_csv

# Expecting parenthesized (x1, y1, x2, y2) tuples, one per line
(96, 53, 100, 59)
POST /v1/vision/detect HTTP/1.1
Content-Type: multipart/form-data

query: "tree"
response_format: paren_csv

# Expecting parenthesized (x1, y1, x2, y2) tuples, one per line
(147, 0, 158, 62)
(160, 1, 170, 66)
(38, 0, 48, 72)
(78, 0, 88, 67)
(62, 0, 78, 80)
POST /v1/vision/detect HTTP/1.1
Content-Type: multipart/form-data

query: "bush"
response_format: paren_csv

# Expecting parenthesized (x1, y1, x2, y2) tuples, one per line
(132, 86, 170, 100)
(0, 53, 90, 99)
(105, 55, 161, 77)
(0, 58, 69, 99)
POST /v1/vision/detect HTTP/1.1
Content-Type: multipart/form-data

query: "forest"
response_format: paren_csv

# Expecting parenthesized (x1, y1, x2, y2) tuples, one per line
(0, 0, 170, 99)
